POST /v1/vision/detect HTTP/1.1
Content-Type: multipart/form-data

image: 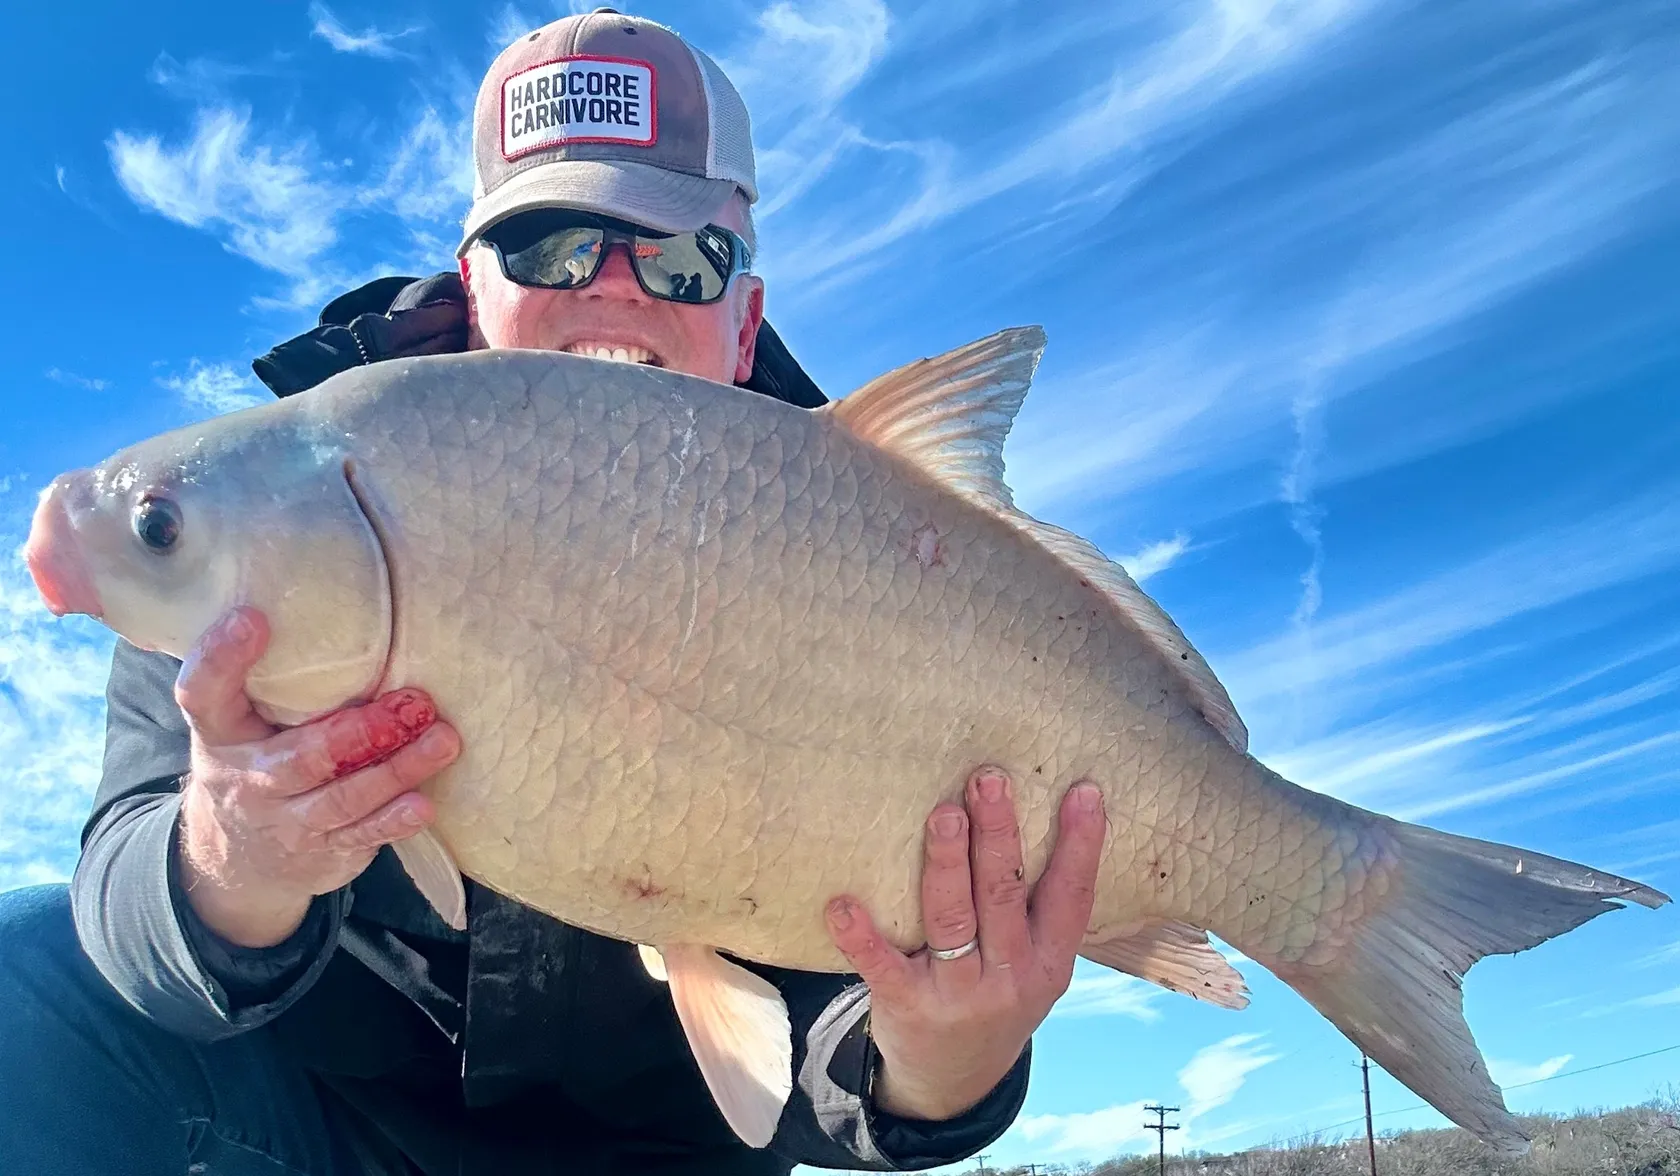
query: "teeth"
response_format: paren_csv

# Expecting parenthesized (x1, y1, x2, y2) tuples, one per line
(565, 342, 657, 366)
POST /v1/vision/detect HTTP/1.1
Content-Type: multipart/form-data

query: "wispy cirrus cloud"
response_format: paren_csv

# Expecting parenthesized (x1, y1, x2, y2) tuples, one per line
(1050, 968, 1169, 1021)
(109, 107, 345, 309)
(1222, 488, 1680, 716)
(1180, 1034, 1283, 1121)
(995, 23, 1680, 538)
(107, 86, 475, 310)
(309, 3, 421, 59)
(1118, 532, 1191, 585)
(146, 51, 291, 104)
(1232, 558, 1680, 822)
(160, 360, 268, 418)
(1014, 1099, 1152, 1158)
(44, 368, 108, 393)
(357, 105, 475, 225)
(760, 0, 1366, 292)
(718, 0, 891, 221)
(1400, 729, 1680, 822)
(1488, 1055, 1572, 1087)
(486, 4, 536, 55)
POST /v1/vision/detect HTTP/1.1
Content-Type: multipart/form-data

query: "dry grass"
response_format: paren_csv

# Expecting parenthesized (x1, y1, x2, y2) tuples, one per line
(987, 1091, 1680, 1176)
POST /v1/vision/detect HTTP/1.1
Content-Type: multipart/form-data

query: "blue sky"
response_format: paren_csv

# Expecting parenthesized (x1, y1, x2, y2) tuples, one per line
(2, 0, 1677, 1168)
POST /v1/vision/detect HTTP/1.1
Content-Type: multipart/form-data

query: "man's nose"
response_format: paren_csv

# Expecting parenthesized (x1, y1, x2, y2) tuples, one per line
(584, 242, 650, 303)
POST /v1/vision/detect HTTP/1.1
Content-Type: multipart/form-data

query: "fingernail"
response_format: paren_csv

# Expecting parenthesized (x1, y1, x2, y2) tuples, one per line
(827, 898, 853, 929)
(1074, 782, 1103, 815)
(223, 610, 252, 643)
(388, 689, 437, 734)
(419, 726, 453, 756)
(932, 811, 966, 840)
(976, 770, 1008, 803)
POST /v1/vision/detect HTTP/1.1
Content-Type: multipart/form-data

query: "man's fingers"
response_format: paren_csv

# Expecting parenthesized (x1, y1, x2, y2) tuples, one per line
(258, 688, 442, 798)
(289, 723, 460, 834)
(1029, 782, 1108, 971)
(967, 766, 1031, 967)
(826, 897, 915, 1006)
(321, 791, 436, 854)
(176, 607, 273, 746)
(918, 804, 983, 984)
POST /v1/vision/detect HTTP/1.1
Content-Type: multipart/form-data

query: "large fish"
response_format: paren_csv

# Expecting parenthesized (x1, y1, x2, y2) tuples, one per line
(24, 329, 1667, 1152)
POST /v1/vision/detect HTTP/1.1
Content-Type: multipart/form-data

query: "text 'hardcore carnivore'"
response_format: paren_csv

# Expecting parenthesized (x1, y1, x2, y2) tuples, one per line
(24, 330, 1668, 1153)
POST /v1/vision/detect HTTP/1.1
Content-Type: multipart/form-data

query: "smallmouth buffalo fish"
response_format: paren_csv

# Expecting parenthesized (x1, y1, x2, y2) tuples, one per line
(23, 328, 1668, 1151)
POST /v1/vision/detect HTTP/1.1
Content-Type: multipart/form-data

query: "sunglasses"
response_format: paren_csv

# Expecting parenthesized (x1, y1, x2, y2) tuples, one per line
(477, 210, 753, 305)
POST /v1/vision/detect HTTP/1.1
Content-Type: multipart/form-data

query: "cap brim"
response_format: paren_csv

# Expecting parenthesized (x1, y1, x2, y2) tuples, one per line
(456, 159, 738, 257)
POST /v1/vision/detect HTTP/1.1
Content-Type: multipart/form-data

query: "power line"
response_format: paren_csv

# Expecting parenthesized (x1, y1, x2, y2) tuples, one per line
(1309, 1041, 1680, 1139)
(996, 1039, 1680, 1171)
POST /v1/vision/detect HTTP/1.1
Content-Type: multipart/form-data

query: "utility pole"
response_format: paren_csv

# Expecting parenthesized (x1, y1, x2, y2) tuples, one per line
(1361, 1054, 1379, 1176)
(1144, 1104, 1181, 1176)
(974, 1155, 989, 1175)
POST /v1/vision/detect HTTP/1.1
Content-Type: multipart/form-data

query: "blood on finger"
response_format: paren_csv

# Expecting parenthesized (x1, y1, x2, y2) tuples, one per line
(326, 689, 437, 781)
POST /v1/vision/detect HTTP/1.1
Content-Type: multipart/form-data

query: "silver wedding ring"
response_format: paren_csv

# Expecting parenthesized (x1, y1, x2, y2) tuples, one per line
(928, 936, 979, 961)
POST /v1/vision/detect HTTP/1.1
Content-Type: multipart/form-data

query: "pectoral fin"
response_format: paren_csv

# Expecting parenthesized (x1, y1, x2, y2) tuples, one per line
(391, 828, 467, 931)
(658, 944, 792, 1148)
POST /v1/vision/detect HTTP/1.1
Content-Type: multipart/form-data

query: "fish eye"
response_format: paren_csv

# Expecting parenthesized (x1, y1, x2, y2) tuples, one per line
(133, 495, 183, 553)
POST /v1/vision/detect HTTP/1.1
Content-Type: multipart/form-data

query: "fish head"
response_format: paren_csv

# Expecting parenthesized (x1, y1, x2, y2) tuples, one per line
(24, 408, 393, 726)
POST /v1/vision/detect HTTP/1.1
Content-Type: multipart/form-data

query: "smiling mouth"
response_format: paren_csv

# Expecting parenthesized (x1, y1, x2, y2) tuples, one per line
(562, 341, 666, 368)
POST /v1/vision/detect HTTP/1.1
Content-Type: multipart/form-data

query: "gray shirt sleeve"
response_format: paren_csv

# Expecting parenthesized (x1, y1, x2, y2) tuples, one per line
(68, 637, 344, 1041)
(768, 968, 1032, 1169)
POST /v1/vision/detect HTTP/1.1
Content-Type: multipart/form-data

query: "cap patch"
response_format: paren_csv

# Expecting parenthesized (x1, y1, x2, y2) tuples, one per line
(502, 56, 657, 159)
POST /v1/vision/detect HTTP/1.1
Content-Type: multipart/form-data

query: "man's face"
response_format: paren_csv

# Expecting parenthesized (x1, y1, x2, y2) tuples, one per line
(460, 194, 765, 386)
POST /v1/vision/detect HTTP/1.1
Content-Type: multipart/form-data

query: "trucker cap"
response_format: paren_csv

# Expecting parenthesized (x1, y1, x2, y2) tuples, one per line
(456, 7, 757, 257)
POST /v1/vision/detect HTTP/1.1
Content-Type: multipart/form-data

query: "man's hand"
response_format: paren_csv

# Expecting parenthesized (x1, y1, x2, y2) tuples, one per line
(824, 767, 1107, 1121)
(174, 606, 462, 948)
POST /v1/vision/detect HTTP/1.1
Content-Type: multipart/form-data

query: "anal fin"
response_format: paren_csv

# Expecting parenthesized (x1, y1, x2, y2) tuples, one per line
(659, 944, 792, 1148)
(1082, 919, 1249, 1009)
(391, 829, 467, 931)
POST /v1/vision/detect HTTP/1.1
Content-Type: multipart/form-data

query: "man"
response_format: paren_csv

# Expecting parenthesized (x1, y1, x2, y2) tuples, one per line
(0, 10, 1107, 1173)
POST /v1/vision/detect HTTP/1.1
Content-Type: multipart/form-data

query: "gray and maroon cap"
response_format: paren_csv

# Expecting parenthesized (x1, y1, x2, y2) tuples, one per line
(456, 7, 756, 257)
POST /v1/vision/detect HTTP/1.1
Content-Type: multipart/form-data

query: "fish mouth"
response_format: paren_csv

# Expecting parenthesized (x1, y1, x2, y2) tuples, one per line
(24, 476, 104, 620)
(342, 457, 399, 702)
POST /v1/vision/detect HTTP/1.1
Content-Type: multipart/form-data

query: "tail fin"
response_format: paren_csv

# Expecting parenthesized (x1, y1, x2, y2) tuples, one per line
(1273, 816, 1668, 1154)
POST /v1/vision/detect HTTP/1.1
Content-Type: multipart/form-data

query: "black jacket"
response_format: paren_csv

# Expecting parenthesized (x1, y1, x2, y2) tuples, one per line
(69, 275, 1030, 1175)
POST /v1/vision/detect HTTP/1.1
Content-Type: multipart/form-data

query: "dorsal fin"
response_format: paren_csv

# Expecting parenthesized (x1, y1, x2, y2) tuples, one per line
(823, 327, 1248, 752)
(827, 326, 1043, 515)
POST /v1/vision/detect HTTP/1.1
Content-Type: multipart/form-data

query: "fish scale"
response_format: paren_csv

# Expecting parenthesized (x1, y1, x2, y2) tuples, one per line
(24, 328, 1668, 1155)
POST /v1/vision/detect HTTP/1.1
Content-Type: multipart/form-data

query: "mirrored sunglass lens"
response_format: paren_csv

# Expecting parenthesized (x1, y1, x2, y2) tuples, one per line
(504, 226, 605, 287)
(633, 232, 732, 303)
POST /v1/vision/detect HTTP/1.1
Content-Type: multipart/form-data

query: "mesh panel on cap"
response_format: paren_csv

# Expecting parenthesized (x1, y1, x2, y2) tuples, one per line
(690, 45, 757, 200)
